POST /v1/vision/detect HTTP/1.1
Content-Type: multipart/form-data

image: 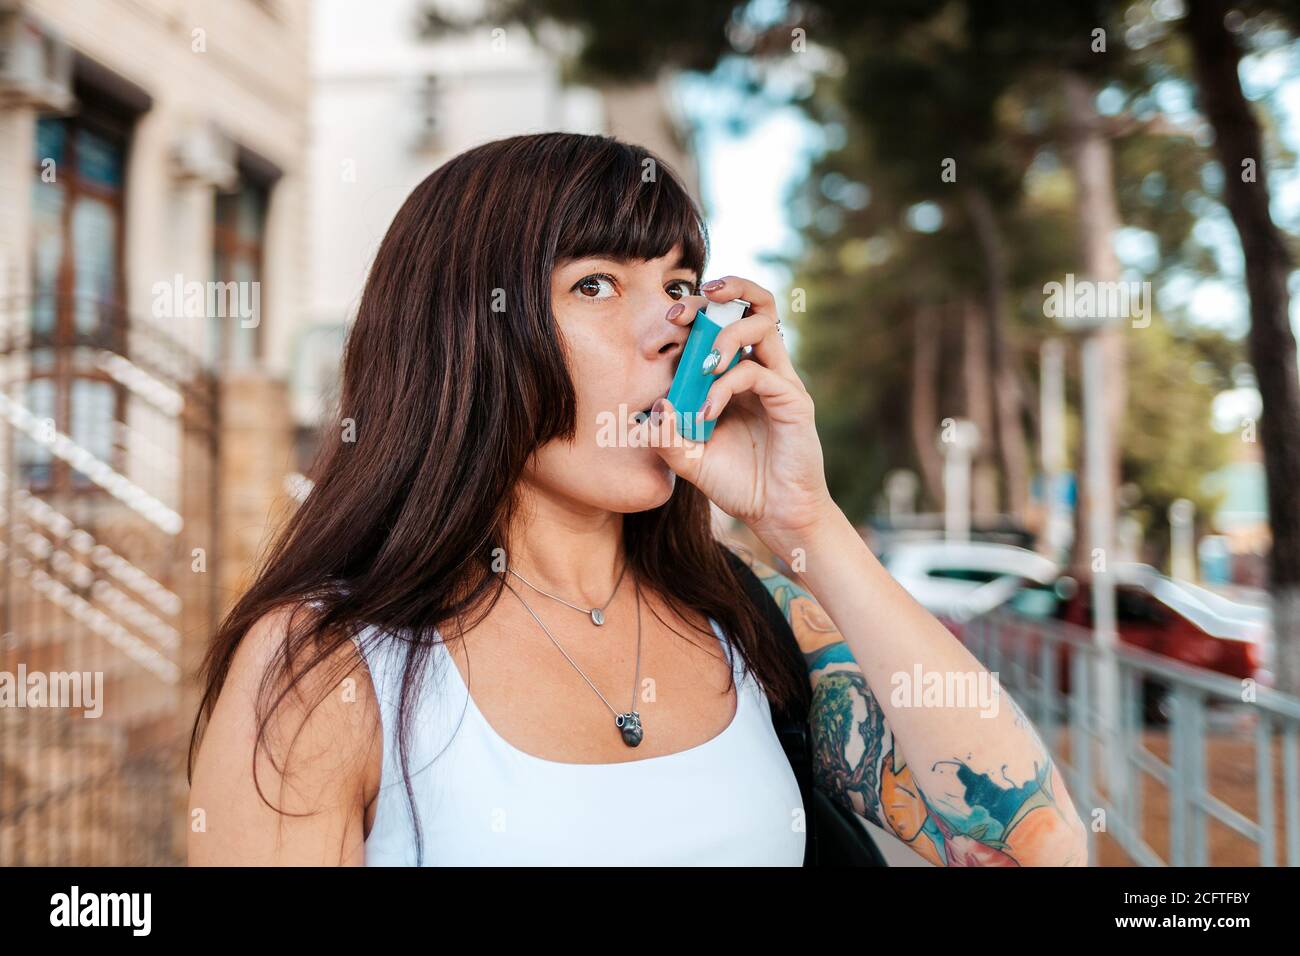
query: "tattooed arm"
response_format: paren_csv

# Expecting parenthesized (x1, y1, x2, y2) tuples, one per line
(732, 546, 1088, 867)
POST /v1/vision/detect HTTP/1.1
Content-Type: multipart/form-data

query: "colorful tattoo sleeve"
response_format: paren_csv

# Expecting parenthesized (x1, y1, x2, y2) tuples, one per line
(738, 550, 1085, 867)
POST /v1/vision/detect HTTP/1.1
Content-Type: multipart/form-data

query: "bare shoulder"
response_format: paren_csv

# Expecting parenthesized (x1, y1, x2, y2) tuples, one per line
(723, 544, 844, 657)
(188, 603, 382, 865)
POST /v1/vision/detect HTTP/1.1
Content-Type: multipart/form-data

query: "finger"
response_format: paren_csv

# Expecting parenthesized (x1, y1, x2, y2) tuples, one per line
(702, 310, 801, 387)
(643, 396, 705, 480)
(673, 292, 758, 364)
(697, 276, 800, 385)
(700, 275, 777, 314)
(701, 358, 812, 426)
(664, 294, 708, 327)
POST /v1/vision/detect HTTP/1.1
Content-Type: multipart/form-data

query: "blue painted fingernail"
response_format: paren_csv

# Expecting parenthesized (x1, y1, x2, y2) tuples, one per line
(701, 348, 721, 374)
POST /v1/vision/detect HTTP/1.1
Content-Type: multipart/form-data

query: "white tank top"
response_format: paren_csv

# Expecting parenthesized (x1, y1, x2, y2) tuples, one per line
(351, 617, 806, 865)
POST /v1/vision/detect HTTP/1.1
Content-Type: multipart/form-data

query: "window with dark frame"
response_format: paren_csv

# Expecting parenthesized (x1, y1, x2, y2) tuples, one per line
(211, 175, 268, 369)
(22, 101, 130, 493)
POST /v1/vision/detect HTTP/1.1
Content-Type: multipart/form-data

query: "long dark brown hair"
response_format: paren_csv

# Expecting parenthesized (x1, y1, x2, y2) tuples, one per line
(188, 132, 810, 864)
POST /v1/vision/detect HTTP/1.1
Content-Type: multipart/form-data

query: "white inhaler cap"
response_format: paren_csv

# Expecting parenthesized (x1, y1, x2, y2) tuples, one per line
(704, 297, 751, 327)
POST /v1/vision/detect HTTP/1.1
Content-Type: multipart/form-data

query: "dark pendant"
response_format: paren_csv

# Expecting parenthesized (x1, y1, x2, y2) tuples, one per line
(590, 608, 605, 626)
(616, 712, 643, 747)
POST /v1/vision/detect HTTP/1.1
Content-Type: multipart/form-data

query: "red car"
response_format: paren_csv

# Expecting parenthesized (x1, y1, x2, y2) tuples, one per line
(1051, 564, 1270, 720)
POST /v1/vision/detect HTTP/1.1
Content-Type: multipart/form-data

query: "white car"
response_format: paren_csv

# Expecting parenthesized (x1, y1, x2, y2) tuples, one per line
(880, 540, 1063, 622)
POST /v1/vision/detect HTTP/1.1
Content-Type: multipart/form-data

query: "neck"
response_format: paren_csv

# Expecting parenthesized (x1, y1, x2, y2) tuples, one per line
(506, 480, 627, 607)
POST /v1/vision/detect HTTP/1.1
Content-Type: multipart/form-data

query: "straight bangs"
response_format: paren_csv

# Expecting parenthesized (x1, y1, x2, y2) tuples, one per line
(553, 141, 709, 277)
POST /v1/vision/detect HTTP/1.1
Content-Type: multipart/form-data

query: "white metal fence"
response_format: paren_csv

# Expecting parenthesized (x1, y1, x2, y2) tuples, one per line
(961, 609, 1300, 866)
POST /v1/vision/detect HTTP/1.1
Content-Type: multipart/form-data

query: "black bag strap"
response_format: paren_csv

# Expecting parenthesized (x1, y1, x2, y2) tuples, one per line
(720, 547, 819, 866)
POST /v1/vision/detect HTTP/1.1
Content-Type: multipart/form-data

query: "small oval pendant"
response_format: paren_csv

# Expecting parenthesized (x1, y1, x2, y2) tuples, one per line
(590, 607, 605, 626)
(616, 712, 643, 747)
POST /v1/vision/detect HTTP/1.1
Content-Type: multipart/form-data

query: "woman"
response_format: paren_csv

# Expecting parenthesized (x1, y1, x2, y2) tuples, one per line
(187, 132, 1088, 866)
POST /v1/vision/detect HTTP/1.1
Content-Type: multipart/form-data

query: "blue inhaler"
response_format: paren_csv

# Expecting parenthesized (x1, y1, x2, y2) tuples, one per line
(667, 297, 750, 441)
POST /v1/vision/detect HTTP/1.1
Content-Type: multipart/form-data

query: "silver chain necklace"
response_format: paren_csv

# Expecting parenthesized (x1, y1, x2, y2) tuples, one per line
(508, 558, 628, 626)
(503, 575, 644, 747)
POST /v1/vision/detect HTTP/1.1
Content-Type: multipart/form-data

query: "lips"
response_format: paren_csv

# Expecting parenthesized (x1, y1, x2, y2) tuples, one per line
(629, 389, 670, 425)
(641, 389, 670, 417)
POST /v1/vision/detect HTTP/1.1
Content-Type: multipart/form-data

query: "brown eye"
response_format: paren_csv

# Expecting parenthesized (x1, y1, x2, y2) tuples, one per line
(666, 280, 696, 300)
(573, 274, 616, 299)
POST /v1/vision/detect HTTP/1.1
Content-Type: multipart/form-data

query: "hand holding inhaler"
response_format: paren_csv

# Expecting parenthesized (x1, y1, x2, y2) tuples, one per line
(649, 275, 836, 553)
(666, 296, 751, 441)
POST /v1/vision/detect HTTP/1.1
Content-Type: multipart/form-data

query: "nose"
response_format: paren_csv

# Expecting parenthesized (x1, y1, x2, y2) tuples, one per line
(642, 299, 689, 362)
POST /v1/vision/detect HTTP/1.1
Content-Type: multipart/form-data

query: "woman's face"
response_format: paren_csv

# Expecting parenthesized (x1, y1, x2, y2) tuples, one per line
(523, 244, 699, 515)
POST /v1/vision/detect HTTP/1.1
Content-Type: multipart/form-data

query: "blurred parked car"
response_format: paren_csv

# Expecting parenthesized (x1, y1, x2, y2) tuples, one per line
(1055, 563, 1272, 685)
(880, 542, 1272, 723)
(879, 540, 1065, 622)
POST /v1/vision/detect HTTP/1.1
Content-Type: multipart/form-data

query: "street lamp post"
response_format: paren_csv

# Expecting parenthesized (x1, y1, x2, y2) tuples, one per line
(885, 469, 919, 523)
(1170, 498, 1196, 582)
(938, 419, 979, 542)
(1040, 339, 1071, 562)
(1057, 303, 1127, 822)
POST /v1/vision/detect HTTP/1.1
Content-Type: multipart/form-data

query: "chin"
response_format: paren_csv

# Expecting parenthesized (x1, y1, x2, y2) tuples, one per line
(605, 455, 676, 513)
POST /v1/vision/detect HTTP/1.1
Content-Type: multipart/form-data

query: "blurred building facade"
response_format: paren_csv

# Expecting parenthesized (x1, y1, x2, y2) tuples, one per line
(298, 0, 700, 461)
(0, 0, 311, 864)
